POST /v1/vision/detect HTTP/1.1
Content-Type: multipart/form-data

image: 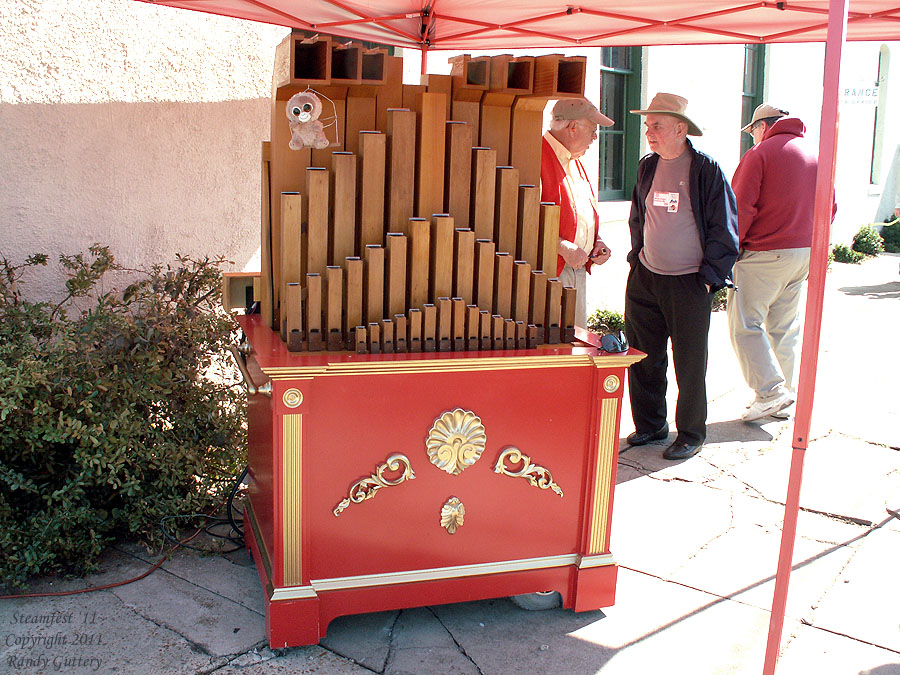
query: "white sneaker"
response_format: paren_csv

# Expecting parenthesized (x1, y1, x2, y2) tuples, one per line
(741, 392, 795, 422)
(772, 403, 795, 420)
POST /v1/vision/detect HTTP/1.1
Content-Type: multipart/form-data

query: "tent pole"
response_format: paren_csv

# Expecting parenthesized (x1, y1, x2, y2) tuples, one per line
(421, 43, 428, 74)
(761, 0, 847, 672)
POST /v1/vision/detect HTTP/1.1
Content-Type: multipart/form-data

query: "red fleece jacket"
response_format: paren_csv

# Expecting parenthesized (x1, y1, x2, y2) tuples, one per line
(541, 136, 599, 276)
(731, 117, 835, 250)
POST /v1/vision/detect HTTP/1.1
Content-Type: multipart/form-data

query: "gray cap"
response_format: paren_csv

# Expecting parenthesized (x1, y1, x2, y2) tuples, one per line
(741, 103, 789, 132)
(551, 97, 614, 127)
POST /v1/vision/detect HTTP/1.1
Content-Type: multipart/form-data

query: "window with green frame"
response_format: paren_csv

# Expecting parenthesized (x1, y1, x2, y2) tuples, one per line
(597, 46, 642, 201)
(741, 44, 766, 156)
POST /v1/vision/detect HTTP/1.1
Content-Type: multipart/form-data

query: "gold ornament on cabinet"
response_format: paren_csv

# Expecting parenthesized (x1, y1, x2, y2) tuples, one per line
(440, 497, 465, 534)
(425, 409, 486, 475)
(494, 446, 564, 497)
(333, 454, 416, 516)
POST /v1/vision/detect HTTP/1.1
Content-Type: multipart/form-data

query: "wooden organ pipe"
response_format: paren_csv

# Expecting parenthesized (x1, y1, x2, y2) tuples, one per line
(453, 228, 475, 305)
(386, 109, 416, 233)
(358, 131, 386, 250)
(430, 214, 454, 302)
(332, 152, 357, 265)
(494, 166, 519, 256)
(306, 167, 329, 278)
(325, 266, 343, 350)
(470, 147, 497, 241)
(408, 217, 430, 310)
(306, 272, 323, 351)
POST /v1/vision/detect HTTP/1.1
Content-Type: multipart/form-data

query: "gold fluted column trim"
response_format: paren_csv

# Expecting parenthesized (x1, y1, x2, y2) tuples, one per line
(283, 413, 303, 587)
(588, 399, 618, 554)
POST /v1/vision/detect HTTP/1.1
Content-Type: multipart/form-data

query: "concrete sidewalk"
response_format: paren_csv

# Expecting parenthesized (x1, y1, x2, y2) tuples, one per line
(2, 253, 898, 675)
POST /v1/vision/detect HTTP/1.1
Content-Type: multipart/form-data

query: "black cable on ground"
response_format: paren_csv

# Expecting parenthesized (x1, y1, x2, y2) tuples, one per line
(158, 464, 249, 554)
(159, 514, 244, 554)
(227, 465, 248, 539)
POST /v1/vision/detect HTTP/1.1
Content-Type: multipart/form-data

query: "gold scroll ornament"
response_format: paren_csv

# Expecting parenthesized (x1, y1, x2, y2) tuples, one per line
(426, 409, 487, 475)
(333, 453, 415, 516)
(440, 497, 465, 534)
(493, 446, 563, 497)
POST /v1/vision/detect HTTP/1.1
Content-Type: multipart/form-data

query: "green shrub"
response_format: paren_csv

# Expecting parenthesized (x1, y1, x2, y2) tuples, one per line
(0, 246, 246, 589)
(711, 287, 728, 311)
(832, 243, 865, 264)
(880, 221, 900, 253)
(851, 225, 884, 256)
(587, 308, 625, 334)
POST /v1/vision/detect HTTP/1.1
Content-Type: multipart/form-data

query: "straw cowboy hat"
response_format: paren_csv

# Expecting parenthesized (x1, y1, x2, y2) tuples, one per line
(631, 92, 703, 136)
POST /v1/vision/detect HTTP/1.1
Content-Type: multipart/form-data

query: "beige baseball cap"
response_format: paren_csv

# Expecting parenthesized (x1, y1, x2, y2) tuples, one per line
(551, 97, 614, 127)
(631, 92, 703, 136)
(741, 103, 789, 132)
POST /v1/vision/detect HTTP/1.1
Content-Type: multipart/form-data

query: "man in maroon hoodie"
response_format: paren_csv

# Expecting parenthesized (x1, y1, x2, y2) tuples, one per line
(729, 104, 832, 422)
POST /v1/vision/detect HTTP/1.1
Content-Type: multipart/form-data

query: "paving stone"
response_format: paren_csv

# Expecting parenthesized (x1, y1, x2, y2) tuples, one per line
(778, 620, 900, 675)
(391, 607, 459, 649)
(810, 525, 900, 653)
(797, 436, 900, 526)
(0, 590, 211, 674)
(320, 609, 398, 671)
(433, 598, 612, 675)
(610, 478, 735, 578)
(214, 645, 370, 674)
(146, 547, 265, 617)
(548, 568, 773, 675)
(106, 560, 266, 657)
(384, 647, 481, 674)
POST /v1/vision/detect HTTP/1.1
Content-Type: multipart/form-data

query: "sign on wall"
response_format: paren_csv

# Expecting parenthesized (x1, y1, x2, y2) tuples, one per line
(841, 83, 879, 105)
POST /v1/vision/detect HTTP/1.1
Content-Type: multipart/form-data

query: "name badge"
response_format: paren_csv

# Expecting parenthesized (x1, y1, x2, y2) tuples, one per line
(652, 191, 680, 213)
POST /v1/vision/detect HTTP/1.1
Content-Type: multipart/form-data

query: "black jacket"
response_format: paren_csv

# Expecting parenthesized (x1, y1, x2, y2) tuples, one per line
(627, 139, 739, 292)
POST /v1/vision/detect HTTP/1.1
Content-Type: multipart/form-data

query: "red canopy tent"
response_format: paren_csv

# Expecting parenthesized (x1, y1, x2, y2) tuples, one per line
(138, 1, 899, 671)
(138, 0, 897, 48)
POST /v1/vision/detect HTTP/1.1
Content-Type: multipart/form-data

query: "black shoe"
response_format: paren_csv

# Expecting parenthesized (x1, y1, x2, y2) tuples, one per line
(663, 439, 703, 460)
(626, 424, 669, 446)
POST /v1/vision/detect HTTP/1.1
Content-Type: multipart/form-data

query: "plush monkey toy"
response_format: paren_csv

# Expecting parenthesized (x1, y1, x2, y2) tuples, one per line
(286, 91, 330, 150)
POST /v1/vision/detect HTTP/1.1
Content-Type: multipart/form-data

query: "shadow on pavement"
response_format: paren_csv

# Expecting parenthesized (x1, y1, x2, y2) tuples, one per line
(838, 281, 900, 299)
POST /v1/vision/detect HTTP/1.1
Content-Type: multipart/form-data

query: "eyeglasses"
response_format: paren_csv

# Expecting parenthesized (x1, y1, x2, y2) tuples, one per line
(574, 120, 599, 138)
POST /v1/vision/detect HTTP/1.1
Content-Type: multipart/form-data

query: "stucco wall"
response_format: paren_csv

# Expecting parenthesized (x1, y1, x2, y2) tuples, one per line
(1, 0, 288, 300)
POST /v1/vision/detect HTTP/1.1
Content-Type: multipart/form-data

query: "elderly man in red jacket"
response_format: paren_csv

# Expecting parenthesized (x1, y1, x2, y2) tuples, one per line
(729, 103, 835, 422)
(540, 97, 614, 327)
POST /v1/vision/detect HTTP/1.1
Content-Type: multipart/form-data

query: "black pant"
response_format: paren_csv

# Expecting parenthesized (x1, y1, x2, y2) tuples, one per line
(624, 262, 712, 444)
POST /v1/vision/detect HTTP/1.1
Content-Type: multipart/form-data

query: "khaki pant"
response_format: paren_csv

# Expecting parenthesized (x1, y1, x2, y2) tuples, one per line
(727, 247, 810, 402)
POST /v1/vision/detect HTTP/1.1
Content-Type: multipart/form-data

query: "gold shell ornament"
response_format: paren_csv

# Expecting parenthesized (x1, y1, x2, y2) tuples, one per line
(425, 409, 486, 475)
(440, 497, 465, 534)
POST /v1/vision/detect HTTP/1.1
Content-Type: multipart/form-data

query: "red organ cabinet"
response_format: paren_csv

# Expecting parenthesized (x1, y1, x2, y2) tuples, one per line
(236, 314, 641, 647)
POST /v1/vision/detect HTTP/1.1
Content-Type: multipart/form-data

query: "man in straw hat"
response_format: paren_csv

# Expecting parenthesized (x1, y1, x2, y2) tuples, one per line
(729, 103, 834, 423)
(541, 97, 615, 327)
(623, 92, 738, 460)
